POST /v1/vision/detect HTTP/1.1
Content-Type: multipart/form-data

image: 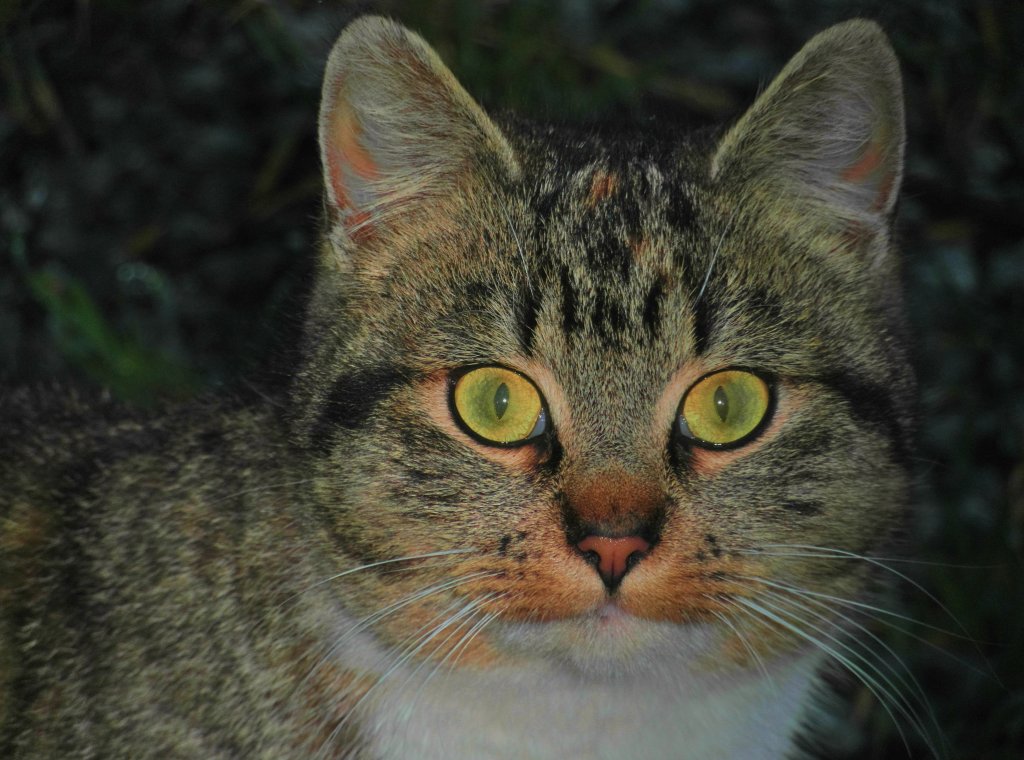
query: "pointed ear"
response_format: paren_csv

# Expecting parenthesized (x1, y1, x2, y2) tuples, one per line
(318, 16, 519, 255)
(711, 20, 904, 233)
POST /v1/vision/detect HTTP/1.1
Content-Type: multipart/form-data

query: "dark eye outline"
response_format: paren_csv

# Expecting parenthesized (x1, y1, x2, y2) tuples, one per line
(447, 364, 550, 448)
(676, 367, 776, 451)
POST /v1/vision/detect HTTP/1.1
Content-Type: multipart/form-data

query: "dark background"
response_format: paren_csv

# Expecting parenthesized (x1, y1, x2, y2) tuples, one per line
(1, 1, 1021, 757)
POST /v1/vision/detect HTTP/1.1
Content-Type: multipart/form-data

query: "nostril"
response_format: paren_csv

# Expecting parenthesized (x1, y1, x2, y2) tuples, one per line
(576, 535, 651, 588)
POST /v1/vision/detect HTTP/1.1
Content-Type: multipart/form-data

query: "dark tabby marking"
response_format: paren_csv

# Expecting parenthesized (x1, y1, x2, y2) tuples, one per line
(309, 367, 409, 449)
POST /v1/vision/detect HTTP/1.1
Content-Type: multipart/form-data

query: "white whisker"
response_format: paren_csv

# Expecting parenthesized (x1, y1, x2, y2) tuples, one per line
(756, 586, 939, 754)
(277, 548, 477, 609)
(754, 579, 946, 747)
(394, 596, 494, 696)
(740, 573, 990, 660)
(447, 607, 505, 671)
(741, 543, 980, 649)
(708, 600, 778, 694)
(374, 557, 475, 576)
(308, 600, 463, 760)
(735, 594, 916, 757)
(319, 591, 499, 757)
(500, 203, 532, 294)
(399, 592, 509, 720)
(743, 543, 997, 569)
(693, 207, 737, 306)
(437, 594, 509, 676)
(299, 571, 499, 702)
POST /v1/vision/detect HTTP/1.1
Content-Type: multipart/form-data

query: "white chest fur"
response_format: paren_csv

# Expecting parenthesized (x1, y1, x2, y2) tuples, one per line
(359, 640, 824, 760)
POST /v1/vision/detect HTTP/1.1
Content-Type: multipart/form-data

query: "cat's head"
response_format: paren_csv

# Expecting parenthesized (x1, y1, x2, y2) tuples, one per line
(292, 16, 911, 675)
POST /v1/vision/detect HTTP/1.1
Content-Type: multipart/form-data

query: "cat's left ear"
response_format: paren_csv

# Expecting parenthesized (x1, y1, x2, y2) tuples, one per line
(711, 19, 904, 235)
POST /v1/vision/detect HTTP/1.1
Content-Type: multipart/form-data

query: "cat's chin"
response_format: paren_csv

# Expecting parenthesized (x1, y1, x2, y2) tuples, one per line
(491, 602, 721, 679)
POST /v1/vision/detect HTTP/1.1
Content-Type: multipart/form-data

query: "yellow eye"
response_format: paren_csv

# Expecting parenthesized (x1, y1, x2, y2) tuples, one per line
(678, 370, 772, 448)
(451, 366, 546, 445)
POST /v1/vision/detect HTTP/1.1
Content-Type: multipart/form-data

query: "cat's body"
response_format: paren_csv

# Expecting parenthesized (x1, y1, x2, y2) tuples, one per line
(1, 16, 915, 759)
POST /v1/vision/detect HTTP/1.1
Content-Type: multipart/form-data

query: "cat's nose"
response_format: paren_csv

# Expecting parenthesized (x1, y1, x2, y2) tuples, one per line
(576, 535, 651, 590)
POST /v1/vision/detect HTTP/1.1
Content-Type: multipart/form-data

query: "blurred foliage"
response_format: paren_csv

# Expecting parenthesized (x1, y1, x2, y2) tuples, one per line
(1, 0, 1022, 757)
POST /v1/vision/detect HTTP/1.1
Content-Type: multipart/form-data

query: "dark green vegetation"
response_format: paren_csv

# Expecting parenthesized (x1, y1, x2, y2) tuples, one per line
(2, 1, 1021, 757)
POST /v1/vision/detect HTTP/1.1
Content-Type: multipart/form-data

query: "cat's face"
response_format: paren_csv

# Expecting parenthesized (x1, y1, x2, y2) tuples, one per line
(294, 17, 912, 675)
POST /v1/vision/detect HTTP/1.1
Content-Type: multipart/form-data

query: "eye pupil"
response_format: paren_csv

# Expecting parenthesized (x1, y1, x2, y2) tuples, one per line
(493, 383, 510, 419)
(713, 385, 729, 422)
(453, 367, 545, 446)
(678, 370, 771, 448)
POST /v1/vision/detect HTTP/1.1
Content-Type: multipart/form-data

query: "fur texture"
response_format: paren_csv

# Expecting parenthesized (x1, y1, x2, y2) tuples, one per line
(1, 17, 915, 759)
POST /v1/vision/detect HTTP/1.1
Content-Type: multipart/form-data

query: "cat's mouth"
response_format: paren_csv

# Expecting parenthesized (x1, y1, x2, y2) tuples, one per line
(593, 600, 633, 628)
(587, 600, 666, 641)
(585, 598, 688, 632)
(489, 599, 721, 676)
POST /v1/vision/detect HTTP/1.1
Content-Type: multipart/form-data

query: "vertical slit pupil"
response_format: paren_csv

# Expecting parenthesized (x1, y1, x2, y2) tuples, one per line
(494, 382, 510, 419)
(713, 385, 729, 422)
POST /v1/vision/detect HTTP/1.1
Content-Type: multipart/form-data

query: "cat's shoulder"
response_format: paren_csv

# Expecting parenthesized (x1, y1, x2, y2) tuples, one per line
(2, 384, 272, 458)
(0, 385, 292, 527)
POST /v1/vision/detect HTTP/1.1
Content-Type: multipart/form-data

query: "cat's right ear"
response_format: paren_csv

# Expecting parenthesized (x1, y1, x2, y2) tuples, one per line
(710, 20, 904, 244)
(318, 16, 519, 269)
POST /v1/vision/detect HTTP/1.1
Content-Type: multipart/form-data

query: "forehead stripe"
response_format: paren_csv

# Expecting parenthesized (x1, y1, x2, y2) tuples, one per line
(516, 284, 543, 355)
(642, 278, 665, 340)
(559, 266, 582, 336)
(691, 295, 714, 356)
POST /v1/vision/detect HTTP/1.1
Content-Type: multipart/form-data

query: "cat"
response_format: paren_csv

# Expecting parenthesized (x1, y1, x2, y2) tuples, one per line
(0, 14, 918, 759)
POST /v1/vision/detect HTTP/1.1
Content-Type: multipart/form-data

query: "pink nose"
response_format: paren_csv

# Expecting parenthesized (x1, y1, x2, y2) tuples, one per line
(576, 535, 651, 588)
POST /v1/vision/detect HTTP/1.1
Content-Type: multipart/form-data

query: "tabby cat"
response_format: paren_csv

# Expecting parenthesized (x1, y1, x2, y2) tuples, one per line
(0, 15, 917, 759)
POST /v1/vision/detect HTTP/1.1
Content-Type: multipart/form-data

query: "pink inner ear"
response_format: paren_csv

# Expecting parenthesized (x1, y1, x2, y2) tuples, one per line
(841, 140, 896, 212)
(841, 142, 882, 184)
(326, 103, 380, 237)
